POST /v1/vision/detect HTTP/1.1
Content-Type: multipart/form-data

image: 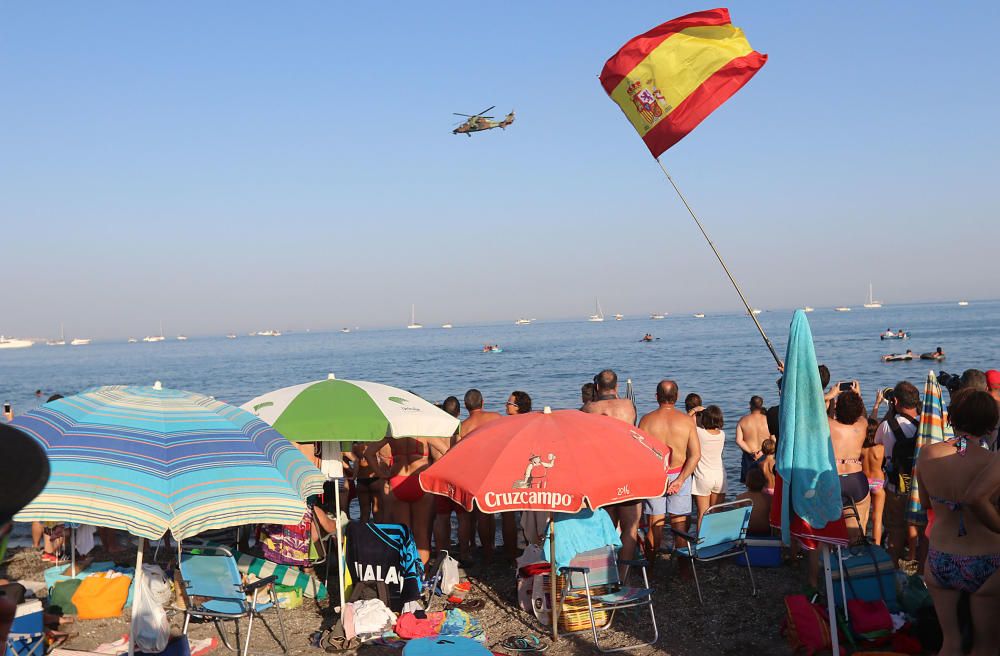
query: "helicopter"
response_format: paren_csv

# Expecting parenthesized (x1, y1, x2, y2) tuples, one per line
(452, 106, 515, 136)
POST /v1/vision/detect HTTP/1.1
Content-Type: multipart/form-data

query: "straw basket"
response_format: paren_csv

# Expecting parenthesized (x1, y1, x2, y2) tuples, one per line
(542, 574, 611, 632)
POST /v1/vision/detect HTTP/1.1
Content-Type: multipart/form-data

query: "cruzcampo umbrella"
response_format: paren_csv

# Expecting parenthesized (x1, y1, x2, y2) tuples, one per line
(11, 383, 325, 656)
(906, 370, 954, 526)
(419, 407, 670, 641)
(769, 310, 847, 655)
(241, 374, 459, 442)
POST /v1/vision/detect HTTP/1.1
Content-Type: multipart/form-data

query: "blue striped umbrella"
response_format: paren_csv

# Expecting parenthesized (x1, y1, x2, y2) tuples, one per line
(906, 370, 954, 525)
(11, 384, 326, 540)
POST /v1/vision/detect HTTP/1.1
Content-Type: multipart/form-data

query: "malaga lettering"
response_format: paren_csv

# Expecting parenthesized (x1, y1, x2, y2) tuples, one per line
(482, 490, 574, 510)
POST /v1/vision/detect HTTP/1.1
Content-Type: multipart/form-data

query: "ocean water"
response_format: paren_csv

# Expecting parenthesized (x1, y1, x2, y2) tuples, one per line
(2, 301, 997, 502)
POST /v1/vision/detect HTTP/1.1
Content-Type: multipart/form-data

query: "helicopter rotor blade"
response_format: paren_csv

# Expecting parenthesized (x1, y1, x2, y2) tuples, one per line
(475, 105, 496, 117)
(453, 113, 476, 117)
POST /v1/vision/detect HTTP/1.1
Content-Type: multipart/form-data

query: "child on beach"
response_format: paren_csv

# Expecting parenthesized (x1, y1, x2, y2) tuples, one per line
(759, 438, 776, 495)
(737, 469, 772, 535)
(861, 418, 885, 545)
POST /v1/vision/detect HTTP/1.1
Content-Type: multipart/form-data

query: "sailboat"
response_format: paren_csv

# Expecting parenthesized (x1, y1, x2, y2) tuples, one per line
(588, 298, 605, 322)
(47, 324, 66, 346)
(863, 283, 883, 309)
(143, 320, 166, 342)
(407, 305, 423, 329)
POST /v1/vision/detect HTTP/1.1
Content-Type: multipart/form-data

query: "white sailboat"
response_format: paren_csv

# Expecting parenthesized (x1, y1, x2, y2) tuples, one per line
(863, 283, 883, 308)
(613, 313, 624, 321)
(588, 298, 605, 322)
(406, 305, 423, 329)
(47, 323, 66, 346)
(0, 336, 33, 349)
(143, 320, 166, 342)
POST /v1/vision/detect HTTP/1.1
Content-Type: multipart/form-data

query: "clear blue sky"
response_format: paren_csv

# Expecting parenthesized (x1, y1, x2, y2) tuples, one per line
(2, 2, 997, 338)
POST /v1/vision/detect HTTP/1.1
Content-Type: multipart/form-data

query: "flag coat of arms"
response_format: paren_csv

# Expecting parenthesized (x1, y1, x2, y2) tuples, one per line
(600, 8, 766, 157)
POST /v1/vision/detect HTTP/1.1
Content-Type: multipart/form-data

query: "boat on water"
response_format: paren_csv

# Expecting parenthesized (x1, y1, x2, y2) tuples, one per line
(340, 328, 351, 334)
(176, 335, 188, 341)
(482, 344, 503, 353)
(649, 313, 666, 320)
(407, 305, 423, 329)
(834, 307, 851, 312)
(226, 333, 237, 339)
(588, 298, 605, 322)
(613, 314, 624, 321)
(863, 283, 883, 309)
(693, 313, 705, 318)
(47, 323, 67, 346)
(515, 318, 532, 325)
(441, 323, 453, 329)
(958, 300, 969, 306)
(751, 308, 762, 315)
(0, 336, 33, 349)
(803, 307, 814, 313)
(144, 320, 166, 342)
(70, 338, 91, 346)
(257, 329, 282, 337)
(880, 331, 909, 340)
(127, 337, 138, 343)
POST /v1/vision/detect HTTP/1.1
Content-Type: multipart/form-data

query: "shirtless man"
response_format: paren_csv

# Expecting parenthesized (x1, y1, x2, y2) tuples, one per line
(460, 389, 503, 563)
(582, 370, 639, 562)
(639, 380, 701, 558)
(735, 395, 770, 484)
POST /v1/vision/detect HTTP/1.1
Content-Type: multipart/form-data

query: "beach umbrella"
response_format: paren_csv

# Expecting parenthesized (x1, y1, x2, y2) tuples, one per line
(11, 383, 325, 656)
(241, 374, 460, 442)
(419, 408, 671, 640)
(906, 371, 954, 526)
(242, 374, 460, 612)
(769, 310, 847, 655)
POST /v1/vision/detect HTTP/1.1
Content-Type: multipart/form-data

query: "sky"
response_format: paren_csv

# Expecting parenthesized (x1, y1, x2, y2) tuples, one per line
(2, 2, 998, 339)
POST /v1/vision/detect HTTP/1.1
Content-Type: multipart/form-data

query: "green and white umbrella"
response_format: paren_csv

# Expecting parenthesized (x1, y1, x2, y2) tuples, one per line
(241, 374, 459, 442)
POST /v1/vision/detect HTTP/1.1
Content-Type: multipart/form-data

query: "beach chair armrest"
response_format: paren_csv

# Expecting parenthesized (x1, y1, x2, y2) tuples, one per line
(243, 575, 277, 593)
(558, 565, 590, 575)
(670, 526, 698, 543)
(618, 558, 649, 569)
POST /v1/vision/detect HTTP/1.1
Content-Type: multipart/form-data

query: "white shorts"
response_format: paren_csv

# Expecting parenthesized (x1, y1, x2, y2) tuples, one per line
(692, 470, 727, 496)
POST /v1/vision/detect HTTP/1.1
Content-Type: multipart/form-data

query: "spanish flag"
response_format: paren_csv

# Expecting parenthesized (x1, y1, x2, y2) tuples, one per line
(600, 8, 766, 158)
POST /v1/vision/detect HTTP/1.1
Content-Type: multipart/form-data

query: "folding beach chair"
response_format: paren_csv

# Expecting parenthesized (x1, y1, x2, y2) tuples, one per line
(5, 600, 45, 656)
(673, 499, 756, 604)
(556, 545, 658, 653)
(177, 545, 287, 656)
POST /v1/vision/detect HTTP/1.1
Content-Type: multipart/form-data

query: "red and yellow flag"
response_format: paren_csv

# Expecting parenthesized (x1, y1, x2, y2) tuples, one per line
(600, 8, 766, 158)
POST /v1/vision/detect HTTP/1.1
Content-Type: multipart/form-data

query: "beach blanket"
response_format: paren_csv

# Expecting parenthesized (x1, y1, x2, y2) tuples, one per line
(233, 551, 327, 600)
(774, 311, 846, 547)
(543, 508, 621, 571)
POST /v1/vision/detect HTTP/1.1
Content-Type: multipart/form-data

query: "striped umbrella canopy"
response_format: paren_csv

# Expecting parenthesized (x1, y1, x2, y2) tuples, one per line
(241, 375, 459, 442)
(11, 384, 326, 540)
(906, 370, 954, 525)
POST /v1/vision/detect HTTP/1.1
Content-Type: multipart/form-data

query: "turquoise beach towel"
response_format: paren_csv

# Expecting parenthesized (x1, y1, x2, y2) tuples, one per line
(543, 508, 621, 571)
(776, 311, 843, 545)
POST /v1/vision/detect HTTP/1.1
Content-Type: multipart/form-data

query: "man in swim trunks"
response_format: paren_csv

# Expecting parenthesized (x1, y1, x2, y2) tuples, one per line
(639, 380, 701, 561)
(460, 389, 503, 564)
(736, 395, 770, 483)
(582, 370, 640, 563)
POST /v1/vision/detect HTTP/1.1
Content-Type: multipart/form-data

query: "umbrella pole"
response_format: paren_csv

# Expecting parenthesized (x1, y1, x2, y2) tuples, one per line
(129, 537, 145, 656)
(821, 544, 840, 655)
(70, 526, 76, 577)
(655, 158, 782, 367)
(335, 477, 346, 614)
(549, 512, 558, 642)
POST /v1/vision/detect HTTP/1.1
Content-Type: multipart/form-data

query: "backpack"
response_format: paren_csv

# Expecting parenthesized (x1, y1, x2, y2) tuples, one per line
(885, 414, 917, 493)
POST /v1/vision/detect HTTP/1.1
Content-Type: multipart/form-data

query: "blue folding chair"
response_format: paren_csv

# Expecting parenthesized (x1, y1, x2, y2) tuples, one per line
(672, 499, 756, 604)
(557, 545, 658, 652)
(5, 601, 44, 656)
(178, 545, 287, 656)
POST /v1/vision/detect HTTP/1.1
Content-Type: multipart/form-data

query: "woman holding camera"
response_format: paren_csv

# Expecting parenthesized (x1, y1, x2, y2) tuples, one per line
(917, 389, 1000, 656)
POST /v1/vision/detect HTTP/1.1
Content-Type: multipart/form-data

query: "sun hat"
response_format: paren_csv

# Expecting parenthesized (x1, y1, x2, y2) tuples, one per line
(0, 423, 50, 524)
(986, 369, 1000, 391)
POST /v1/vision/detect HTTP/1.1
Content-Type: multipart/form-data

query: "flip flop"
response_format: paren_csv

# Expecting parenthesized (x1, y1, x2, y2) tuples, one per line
(500, 635, 548, 653)
(446, 598, 486, 612)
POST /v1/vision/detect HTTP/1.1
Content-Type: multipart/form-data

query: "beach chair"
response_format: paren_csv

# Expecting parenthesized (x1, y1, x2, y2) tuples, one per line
(177, 545, 287, 656)
(672, 499, 756, 604)
(5, 600, 45, 656)
(556, 545, 658, 652)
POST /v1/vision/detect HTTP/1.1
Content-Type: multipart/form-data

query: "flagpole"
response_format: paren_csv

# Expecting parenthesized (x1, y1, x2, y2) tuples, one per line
(655, 158, 782, 367)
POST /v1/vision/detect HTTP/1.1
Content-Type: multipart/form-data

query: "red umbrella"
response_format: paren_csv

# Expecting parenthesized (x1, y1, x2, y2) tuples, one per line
(419, 407, 671, 640)
(419, 408, 671, 512)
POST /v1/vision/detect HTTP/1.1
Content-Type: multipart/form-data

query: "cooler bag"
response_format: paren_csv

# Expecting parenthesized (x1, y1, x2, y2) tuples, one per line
(734, 536, 783, 567)
(830, 544, 898, 611)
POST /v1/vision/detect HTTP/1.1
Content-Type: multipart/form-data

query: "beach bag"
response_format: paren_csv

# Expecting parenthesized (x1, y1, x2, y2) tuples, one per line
(133, 570, 170, 653)
(783, 594, 834, 655)
(847, 599, 893, 645)
(71, 571, 131, 619)
(48, 578, 83, 615)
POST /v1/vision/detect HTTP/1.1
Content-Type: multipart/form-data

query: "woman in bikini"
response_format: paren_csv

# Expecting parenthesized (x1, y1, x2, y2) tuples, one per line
(365, 435, 450, 565)
(862, 417, 886, 546)
(828, 386, 870, 540)
(917, 389, 1000, 656)
(351, 442, 384, 523)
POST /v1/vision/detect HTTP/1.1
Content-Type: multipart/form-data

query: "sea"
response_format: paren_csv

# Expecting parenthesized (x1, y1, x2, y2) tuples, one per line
(2, 301, 997, 542)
